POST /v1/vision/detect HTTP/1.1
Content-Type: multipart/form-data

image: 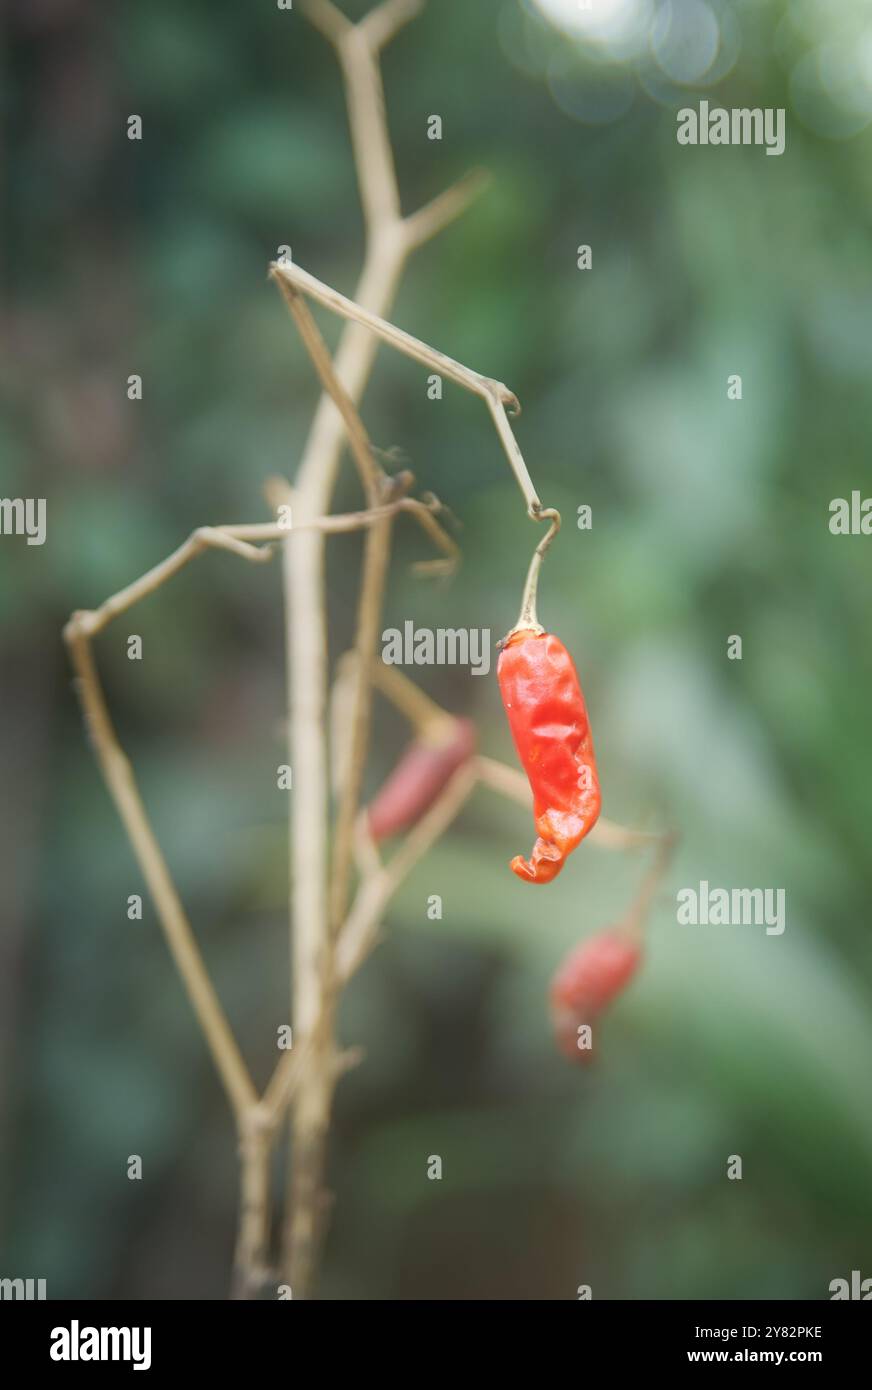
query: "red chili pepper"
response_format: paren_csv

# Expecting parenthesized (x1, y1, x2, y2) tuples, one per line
(550, 930, 642, 1062)
(497, 628, 601, 883)
(367, 717, 476, 840)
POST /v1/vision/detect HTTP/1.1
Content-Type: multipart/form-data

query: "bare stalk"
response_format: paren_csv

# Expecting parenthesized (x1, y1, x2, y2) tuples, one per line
(62, 621, 258, 1123)
(232, 1111, 275, 1300)
(280, 280, 401, 1290)
(279, 0, 487, 1296)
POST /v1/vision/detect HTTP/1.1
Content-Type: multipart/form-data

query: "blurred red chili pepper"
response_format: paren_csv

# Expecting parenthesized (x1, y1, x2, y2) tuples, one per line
(497, 628, 600, 883)
(367, 717, 476, 840)
(550, 930, 642, 1062)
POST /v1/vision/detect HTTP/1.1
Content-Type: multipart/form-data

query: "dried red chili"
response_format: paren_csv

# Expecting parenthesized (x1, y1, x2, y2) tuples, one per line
(498, 628, 600, 883)
(367, 716, 476, 840)
(497, 510, 600, 883)
(550, 930, 642, 1062)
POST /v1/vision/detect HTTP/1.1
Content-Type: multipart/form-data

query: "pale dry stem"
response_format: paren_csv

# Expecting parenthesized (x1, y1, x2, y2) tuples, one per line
(279, 0, 492, 1297)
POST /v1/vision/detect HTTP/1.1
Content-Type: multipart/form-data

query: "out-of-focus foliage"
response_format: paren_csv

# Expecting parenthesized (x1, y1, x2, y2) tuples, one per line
(3, 0, 871, 1298)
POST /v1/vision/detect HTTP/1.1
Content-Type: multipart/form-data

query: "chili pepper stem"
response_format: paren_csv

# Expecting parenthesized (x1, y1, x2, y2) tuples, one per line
(509, 508, 561, 636)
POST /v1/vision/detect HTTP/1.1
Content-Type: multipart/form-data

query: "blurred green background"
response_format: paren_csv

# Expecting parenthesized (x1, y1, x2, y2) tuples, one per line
(3, 0, 872, 1299)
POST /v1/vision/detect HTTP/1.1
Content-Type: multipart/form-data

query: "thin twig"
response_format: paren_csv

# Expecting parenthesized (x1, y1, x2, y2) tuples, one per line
(272, 274, 382, 504)
(398, 496, 460, 576)
(329, 513, 394, 939)
(71, 500, 456, 642)
(71, 527, 273, 639)
(336, 759, 479, 983)
(271, 259, 554, 517)
(404, 168, 491, 249)
(271, 261, 514, 408)
(62, 623, 258, 1123)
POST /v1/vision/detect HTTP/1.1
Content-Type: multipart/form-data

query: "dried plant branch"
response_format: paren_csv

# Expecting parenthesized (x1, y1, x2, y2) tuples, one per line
(271, 261, 516, 407)
(404, 168, 491, 249)
(271, 259, 553, 518)
(329, 515, 394, 939)
(305, 0, 403, 233)
(63, 492, 457, 1303)
(397, 496, 460, 575)
(261, 757, 477, 1162)
(262, 1042, 310, 1128)
(272, 274, 382, 504)
(336, 760, 479, 983)
(70, 496, 456, 646)
(357, 0, 423, 51)
(62, 622, 258, 1123)
(285, 449, 396, 1297)
(280, 0, 488, 1298)
(298, 0, 352, 46)
(270, 80, 477, 1274)
(232, 1112, 274, 1300)
(272, 259, 395, 945)
(71, 527, 274, 639)
(271, 263, 437, 965)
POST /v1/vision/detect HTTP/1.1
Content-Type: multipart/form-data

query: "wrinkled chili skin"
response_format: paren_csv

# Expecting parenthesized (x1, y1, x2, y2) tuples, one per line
(497, 628, 600, 883)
